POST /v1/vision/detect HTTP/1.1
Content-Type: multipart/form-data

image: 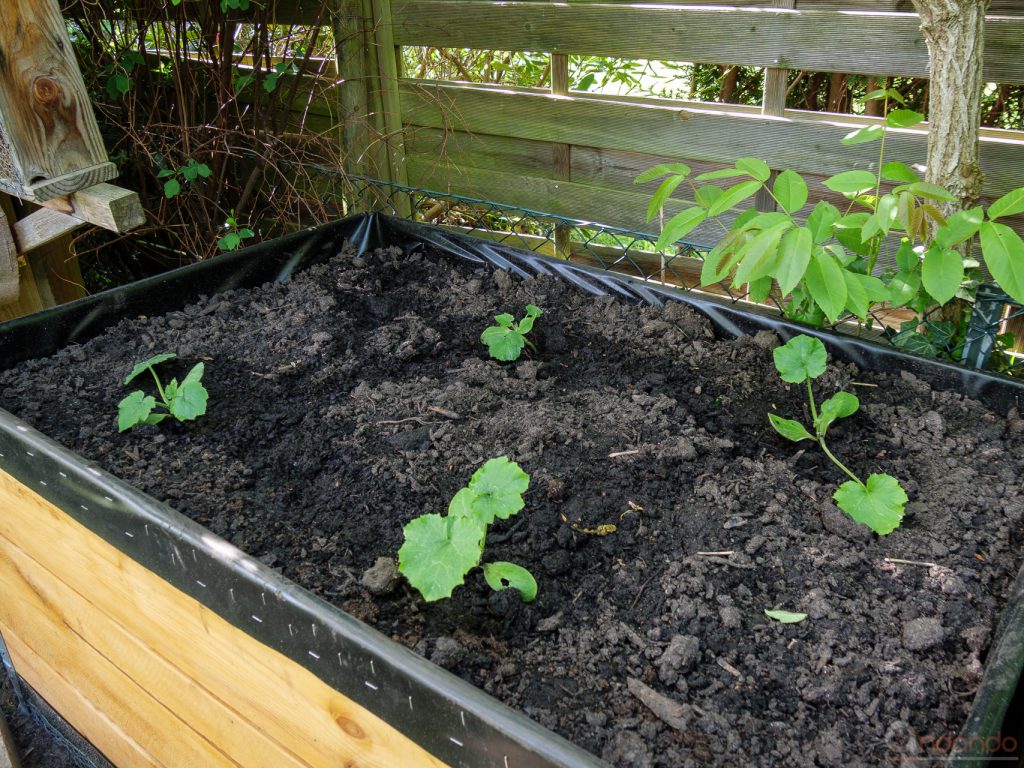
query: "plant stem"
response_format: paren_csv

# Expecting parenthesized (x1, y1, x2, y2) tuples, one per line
(523, 337, 538, 353)
(806, 378, 818, 423)
(868, 92, 890, 276)
(148, 366, 169, 407)
(818, 436, 864, 487)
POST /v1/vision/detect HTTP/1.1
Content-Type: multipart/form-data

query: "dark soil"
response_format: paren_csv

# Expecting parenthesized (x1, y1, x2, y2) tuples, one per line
(0, 669, 85, 767)
(2, 242, 1023, 767)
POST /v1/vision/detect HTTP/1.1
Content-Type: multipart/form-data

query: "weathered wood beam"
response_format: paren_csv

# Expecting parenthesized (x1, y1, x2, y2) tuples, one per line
(0, 207, 16, 305)
(40, 183, 146, 233)
(11, 207, 81, 254)
(387, 2, 1024, 82)
(0, 0, 116, 201)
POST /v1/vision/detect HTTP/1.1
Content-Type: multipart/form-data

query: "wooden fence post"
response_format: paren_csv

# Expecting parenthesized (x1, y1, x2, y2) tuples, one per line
(551, 53, 572, 259)
(371, 0, 412, 217)
(755, 0, 796, 213)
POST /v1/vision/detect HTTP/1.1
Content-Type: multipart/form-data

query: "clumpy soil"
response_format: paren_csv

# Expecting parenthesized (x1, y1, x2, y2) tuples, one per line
(2, 242, 1023, 767)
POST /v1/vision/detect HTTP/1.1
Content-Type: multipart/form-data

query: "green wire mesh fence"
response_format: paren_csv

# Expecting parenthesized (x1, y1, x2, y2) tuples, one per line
(332, 173, 1024, 376)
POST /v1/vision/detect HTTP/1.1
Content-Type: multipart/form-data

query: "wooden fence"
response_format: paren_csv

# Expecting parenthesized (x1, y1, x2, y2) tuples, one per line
(251, 0, 1024, 258)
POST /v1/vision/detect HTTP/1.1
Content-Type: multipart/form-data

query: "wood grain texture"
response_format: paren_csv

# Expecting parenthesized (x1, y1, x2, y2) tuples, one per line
(41, 182, 147, 233)
(388, 2, 1024, 82)
(401, 82, 1024, 198)
(0, 0, 113, 200)
(0, 205, 16, 304)
(0, 471, 450, 768)
(11, 206, 81, 253)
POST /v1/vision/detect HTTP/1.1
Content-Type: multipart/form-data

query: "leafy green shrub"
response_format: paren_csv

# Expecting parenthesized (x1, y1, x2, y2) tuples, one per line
(769, 335, 907, 535)
(118, 354, 209, 432)
(481, 305, 542, 361)
(398, 457, 537, 602)
(638, 89, 1024, 346)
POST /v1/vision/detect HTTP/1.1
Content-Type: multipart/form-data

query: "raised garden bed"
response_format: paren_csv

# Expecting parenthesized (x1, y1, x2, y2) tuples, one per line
(0, 215, 1021, 767)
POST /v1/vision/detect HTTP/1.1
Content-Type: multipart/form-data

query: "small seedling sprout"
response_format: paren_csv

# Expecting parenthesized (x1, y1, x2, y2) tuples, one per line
(398, 457, 538, 602)
(769, 335, 907, 535)
(481, 305, 542, 361)
(118, 353, 209, 432)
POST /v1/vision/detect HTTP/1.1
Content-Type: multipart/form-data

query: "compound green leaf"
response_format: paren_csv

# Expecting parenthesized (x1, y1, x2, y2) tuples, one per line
(775, 227, 813, 296)
(768, 413, 813, 442)
(655, 207, 707, 252)
(646, 174, 687, 222)
(988, 187, 1024, 220)
(881, 161, 919, 183)
(833, 474, 907, 535)
(773, 334, 827, 383)
(824, 170, 876, 197)
(736, 157, 771, 183)
(468, 457, 530, 524)
(707, 179, 762, 218)
(806, 201, 840, 244)
(921, 246, 964, 306)
(842, 269, 869, 320)
(886, 109, 925, 128)
(773, 170, 808, 214)
(732, 222, 790, 286)
(980, 221, 1024, 306)
(840, 124, 883, 146)
(695, 168, 748, 182)
(934, 207, 983, 250)
(634, 163, 692, 184)
(482, 561, 538, 602)
(888, 270, 921, 308)
(398, 514, 484, 602)
(804, 250, 848, 323)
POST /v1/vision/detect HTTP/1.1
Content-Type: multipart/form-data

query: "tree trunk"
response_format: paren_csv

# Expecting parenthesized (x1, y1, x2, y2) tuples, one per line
(719, 65, 738, 103)
(826, 72, 848, 113)
(910, 0, 987, 217)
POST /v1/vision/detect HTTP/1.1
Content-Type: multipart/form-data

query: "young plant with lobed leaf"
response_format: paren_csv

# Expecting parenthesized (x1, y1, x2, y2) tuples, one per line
(481, 304, 543, 361)
(768, 335, 907, 535)
(637, 89, 1024, 358)
(117, 354, 209, 432)
(398, 457, 538, 602)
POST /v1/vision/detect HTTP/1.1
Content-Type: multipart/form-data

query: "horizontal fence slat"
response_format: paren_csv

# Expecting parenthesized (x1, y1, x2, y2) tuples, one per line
(389, 3, 1024, 83)
(400, 82, 1024, 198)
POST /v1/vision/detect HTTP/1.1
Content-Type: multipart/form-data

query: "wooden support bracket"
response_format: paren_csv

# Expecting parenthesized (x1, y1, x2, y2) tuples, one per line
(0, 208, 16, 305)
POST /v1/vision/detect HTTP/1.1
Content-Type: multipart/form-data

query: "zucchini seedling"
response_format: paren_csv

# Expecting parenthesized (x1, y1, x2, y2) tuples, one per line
(769, 335, 907, 535)
(481, 304, 542, 361)
(118, 353, 209, 432)
(398, 457, 538, 603)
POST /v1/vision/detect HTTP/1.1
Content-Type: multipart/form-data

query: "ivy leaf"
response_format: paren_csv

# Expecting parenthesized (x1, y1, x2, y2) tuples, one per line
(482, 561, 538, 602)
(707, 180, 762, 217)
(117, 391, 157, 432)
(988, 187, 1024, 220)
(840, 124, 883, 146)
(892, 328, 936, 356)
(398, 514, 484, 602)
(168, 363, 208, 421)
(467, 457, 529, 525)
(804, 249, 848, 323)
(921, 246, 964, 306)
(824, 170, 876, 197)
(764, 609, 807, 624)
(655, 207, 707, 251)
(979, 221, 1024, 306)
(773, 170, 808, 214)
(768, 413, 813, 442)
(775, 227, 813, 296)
(125, 353, 177, 384)
(772, 334, 827, 383)
(833, 474, 907, 535)
(886, 109, 925, 129)
(806, 201, 839, 244)
(735, 157, 771, 183)
(817, 391, 859, 436)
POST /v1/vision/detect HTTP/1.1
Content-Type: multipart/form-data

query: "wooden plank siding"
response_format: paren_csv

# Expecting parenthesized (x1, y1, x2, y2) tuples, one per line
(387, 3, 1024, 82)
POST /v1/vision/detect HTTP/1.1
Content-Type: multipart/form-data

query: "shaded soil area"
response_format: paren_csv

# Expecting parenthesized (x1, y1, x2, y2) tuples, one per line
(2, 243, 1023, 766)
